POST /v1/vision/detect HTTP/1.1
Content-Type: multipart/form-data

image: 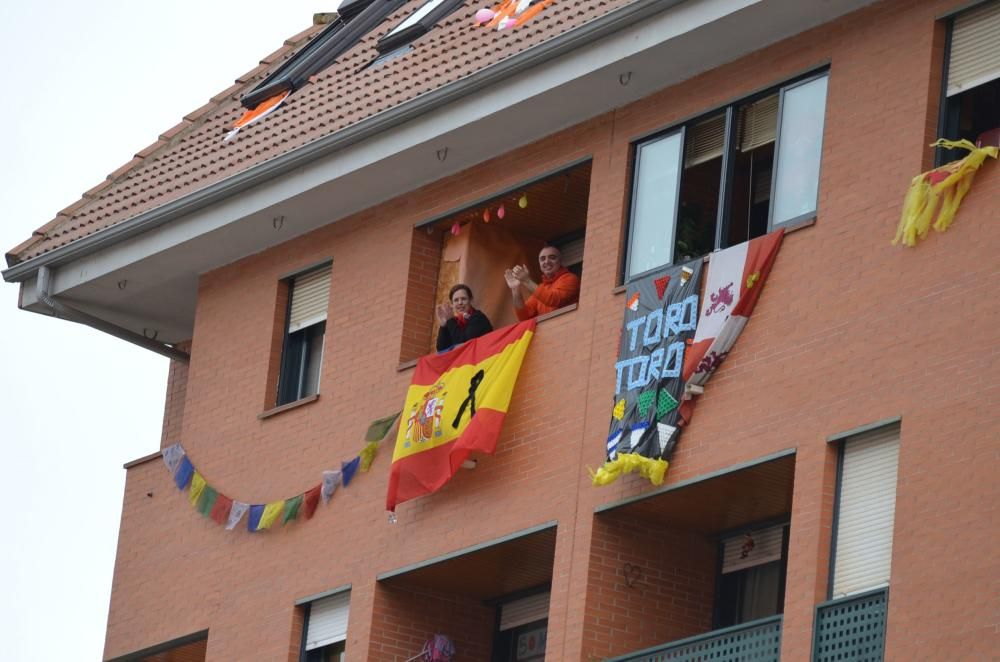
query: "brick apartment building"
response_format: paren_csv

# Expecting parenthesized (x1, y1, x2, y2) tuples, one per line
(4, 0, 998, 660)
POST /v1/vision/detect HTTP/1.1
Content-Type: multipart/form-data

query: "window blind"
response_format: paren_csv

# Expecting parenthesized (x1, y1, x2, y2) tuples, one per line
(684, 113, 726, 167)
(306, 590, 351, 651)
(831, 424, 900, 597)
(722, 524, 784, 574)
(288, 264, 332, 332)
(738, 94, 778, 152)
(947, 1, 1000, 96)
(556, 237, 584, 267)
(499, 592, 550, 631)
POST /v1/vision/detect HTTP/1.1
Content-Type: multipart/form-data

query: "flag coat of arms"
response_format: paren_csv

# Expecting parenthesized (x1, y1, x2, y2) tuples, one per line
(386, 319, 536, 512)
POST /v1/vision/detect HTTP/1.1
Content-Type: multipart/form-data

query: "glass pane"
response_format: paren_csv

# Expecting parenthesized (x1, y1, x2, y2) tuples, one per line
(771, 75, 829, 225)
(628, 132, 682, 278)
(389, 0, 446, 36)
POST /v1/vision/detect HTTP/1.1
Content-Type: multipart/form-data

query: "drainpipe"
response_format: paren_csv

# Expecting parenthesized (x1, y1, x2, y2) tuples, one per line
(35, 266, 190, 363)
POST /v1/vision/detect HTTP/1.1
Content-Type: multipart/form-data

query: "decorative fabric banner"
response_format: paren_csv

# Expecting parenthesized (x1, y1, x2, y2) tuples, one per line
(210, 493, 233, 526)
(174, 456, 194, 490)
(226, 501, 249, 531)
(366, 412, 401, 442)
(161, 409, 401, 533)
(197, 485, 218, 517)
(593, 260, 703, 487)
(224, 90, 290, 142)
(162, 443, 185, 475)
(257, 500, 284, 530)
(302, 485, 321, 520)
(247, 504, 265, 532)
(894, 139, 998, 247)
(188, 472, 207, 507)
(387, 319, 536, 512)
(342, 457, 361, 487)
(683, 230, 785, 386)
(322, 470, 342, 504)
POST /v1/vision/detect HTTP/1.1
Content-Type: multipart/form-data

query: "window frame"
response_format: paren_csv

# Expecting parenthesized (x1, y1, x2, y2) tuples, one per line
(710, 521, 790, 630)
(298, 585, 351, 661)
(935, 1, 1000, 165)
(376, 0, 465, 54)
(621, 68, 830, 283)
(276, 261, 332, 407)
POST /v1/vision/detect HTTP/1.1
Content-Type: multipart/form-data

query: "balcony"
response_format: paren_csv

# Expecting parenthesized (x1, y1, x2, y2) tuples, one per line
(812, 588, 888, 662)
(606, 615, 782, 662)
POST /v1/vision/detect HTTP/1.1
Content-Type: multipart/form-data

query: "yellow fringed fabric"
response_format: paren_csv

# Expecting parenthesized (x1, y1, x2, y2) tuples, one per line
(894, 139, 998, 247)
(590, 453, 669, 487)
(359, 441, 379, 472)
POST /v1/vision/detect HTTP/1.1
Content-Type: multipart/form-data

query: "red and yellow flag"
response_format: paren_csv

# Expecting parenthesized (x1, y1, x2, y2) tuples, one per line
(386, 320, 536, 512)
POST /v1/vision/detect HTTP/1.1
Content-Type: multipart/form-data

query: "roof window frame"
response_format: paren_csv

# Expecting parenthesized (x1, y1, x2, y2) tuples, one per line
(376, 0, 466, 54)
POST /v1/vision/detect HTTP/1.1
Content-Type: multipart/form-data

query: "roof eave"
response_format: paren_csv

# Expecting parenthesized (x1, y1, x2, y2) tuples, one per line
(2, 0, 683, 285)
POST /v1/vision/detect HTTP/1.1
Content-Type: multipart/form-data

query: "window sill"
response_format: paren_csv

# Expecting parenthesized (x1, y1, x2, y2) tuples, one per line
(258, 394, 319, 420)
(396, 304, 579, 372)
(613, 218, 815, 294)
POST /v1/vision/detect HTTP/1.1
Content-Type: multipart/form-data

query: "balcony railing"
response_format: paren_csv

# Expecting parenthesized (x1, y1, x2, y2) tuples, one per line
(812, 587, 888, 662)
(605, 615, 783, 662)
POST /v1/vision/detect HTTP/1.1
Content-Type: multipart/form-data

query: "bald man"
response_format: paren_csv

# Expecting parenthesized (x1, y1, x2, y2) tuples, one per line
(504, 246, 580, 320)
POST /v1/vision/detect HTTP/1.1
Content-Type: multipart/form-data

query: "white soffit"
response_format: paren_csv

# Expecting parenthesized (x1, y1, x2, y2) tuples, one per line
(14, 0, 876, 342)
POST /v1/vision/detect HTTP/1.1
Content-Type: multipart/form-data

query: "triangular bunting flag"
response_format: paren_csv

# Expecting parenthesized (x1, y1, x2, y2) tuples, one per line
(282, 494, 304, 524)
(162, 443, 184, 475)
(302, 485, 321, 520)
(341, 457, 360, 487)
(365, 412, 401, 442)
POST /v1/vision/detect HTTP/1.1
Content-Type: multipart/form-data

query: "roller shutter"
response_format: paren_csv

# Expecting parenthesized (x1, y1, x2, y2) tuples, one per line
(722, 524, 784, 574)
(831, 424, 900, 597)
(947, 1, 1000, 96)
(499, 592, 550, 631)
(306, 590, 350, 651)
(288, 264, 332, 332)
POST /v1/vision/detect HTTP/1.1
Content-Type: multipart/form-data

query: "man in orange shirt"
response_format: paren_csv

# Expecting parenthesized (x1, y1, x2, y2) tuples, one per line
(504, 245, 581, 321)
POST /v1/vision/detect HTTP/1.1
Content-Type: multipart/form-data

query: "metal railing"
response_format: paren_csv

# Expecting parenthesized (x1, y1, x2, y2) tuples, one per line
(606, 615, 783, 662)
(812, 587, 888, 661)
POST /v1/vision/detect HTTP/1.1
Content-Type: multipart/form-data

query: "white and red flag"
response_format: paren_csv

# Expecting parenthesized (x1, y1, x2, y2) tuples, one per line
(682, 229, 784, 387)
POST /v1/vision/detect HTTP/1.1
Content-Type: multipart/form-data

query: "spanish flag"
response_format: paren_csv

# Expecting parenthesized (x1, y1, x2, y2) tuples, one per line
(386, 320, 536, 512)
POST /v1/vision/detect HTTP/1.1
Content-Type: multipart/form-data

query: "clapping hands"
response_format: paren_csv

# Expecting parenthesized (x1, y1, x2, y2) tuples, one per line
(436, 302, 453, 326)
(504, 265, 531, 290)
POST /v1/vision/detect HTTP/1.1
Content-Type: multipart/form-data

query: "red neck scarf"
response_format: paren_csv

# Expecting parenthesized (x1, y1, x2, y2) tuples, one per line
(454, 307, 477, 330)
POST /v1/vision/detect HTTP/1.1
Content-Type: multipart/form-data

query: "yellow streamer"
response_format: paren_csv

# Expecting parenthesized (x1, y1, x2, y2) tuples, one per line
(188, 472, 206, 507)
(589, 453, 669, 487)
(894, 139, 998, 247)
(256, 500, 284, 530)
(359, 441, 379, 472)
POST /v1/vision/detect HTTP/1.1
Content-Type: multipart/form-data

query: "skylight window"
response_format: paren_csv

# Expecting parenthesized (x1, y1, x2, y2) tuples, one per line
(376, 0, 464, 54)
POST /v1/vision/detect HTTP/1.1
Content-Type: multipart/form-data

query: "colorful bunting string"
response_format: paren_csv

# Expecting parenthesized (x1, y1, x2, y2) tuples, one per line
(159, 411, 401, 534)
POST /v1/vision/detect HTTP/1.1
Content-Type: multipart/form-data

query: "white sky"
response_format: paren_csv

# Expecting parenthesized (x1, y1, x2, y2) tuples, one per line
(0, 2, 334, 659)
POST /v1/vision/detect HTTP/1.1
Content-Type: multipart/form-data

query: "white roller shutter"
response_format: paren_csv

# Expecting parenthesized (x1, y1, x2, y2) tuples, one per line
(288, 265, 332, 332)
(722, 524, 784, 574)
(831, 425, 900, 597)
(306, 590, 350, 651)
(500, 592, 550, 631)
(947, 1, 1000, 96)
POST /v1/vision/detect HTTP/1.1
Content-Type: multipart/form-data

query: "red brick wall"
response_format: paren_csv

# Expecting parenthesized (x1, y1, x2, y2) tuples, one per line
(159, 342, 190, 447)
(584, 515, 716, 660)
(370, 584, 496, 661)
(106, 0, 1000, 659)
(400, 227, 444, 364)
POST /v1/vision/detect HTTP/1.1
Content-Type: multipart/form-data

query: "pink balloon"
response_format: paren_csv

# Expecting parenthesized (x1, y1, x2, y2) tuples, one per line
(497, 203, 506, 219)
(451, 222, 461, 236)
(475, 8, 495, 24)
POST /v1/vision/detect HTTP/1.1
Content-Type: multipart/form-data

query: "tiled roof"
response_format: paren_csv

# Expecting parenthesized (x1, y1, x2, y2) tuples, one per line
(7, 0, 634, 265)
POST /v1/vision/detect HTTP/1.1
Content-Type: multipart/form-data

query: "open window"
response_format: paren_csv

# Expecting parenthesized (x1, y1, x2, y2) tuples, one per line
(625, 71, 828, 280)
(376, 0, 465, 54)
(939, 1, 1000, 163)
(400, 161, 591, 363)
(714, 524, 788, 629)
(277, 263, 331, 406)
(300, 588, 351, 662)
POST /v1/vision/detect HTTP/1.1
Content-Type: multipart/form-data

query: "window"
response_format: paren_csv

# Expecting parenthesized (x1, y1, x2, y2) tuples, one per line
(277, 264, 331, 406)
(939, 1, 1000, 163)
(714, 524, 788, 629)
(625, 72, 829, 280)
(829, 423, 900, 597)
(399, 161, 591, 363)
(492, 591, 550, 662)
(302, 590, 350, 662)
(376, 0, 464, 54)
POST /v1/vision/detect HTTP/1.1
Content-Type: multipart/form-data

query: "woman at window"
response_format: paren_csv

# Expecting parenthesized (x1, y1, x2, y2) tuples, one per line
(436, 284, 493, 352)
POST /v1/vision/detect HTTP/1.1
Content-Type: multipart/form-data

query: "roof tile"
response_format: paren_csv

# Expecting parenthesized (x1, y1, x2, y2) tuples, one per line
(11, 0, 637, 263)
